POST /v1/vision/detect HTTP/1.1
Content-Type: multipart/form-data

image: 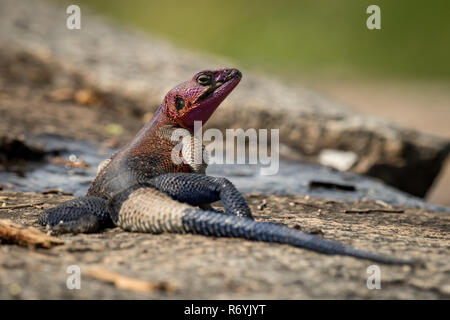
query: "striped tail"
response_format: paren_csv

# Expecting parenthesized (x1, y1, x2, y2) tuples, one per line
(181, 209, 417, 265)
(111, 187, 418, 265)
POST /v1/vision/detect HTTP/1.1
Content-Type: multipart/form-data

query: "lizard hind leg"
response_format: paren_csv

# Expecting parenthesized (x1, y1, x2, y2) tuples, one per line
(108, 186, 191, 233)
(38, 196, 112, 234)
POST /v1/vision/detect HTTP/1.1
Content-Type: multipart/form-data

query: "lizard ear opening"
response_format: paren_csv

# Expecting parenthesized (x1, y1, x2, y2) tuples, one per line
(175, 97, 185, 111)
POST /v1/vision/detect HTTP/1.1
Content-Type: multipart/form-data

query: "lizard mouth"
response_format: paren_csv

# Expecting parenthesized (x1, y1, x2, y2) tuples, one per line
(196, 69, 242, 103)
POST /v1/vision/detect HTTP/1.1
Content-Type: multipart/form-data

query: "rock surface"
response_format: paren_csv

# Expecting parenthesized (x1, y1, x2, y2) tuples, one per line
(0, 190, 449, 299)
(0, 0, 449, 197)
(0, 93, 448, 301)
(0, 0, 449, 300)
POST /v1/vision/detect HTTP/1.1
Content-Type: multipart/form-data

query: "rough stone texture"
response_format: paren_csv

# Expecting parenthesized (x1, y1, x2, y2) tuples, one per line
(0, 0, 449, 197)
(0, 0, 449, 300)
(0, 191, 449, 299)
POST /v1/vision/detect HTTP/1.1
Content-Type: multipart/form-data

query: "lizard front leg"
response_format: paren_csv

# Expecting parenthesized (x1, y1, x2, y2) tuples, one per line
(147, 173, 253, 219)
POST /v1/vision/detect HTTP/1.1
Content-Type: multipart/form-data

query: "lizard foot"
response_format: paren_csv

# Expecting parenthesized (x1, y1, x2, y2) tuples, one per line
(39, 196, 112, 234)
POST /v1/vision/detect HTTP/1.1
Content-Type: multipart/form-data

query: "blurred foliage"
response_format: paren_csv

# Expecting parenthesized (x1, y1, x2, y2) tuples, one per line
(74, 0, 449, 79)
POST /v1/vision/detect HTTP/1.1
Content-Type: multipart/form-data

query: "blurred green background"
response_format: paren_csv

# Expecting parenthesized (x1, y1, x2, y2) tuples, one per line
(75, 0, 449, 80)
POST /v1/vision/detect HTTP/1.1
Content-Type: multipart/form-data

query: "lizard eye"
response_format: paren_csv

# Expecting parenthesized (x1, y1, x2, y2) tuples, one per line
(196, 74, 212, 86)
(175, 97, 185, 111)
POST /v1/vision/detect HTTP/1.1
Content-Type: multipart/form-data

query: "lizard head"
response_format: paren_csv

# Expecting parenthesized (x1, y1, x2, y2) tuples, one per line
(162, 68, 242, 132)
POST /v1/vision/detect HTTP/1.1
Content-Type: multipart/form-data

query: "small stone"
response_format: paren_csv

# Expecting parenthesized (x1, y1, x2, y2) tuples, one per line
(318, 149, 358, 171)
(74, 88, 101, 105)
(257, 199, 267, 210)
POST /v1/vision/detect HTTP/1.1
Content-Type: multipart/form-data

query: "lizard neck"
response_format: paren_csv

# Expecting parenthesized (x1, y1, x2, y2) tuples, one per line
(125, 107, 208, 175)
(125, 106, 177, 156)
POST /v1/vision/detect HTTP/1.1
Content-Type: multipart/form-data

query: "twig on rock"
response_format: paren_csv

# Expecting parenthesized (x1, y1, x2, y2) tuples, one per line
(84, 266, 177, 294)
(0, 202, 44, 210)
(0, 219, 64, 248)
(344, 209, 404, 214)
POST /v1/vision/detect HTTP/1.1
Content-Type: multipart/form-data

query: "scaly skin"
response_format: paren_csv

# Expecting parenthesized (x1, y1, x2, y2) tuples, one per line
(39, 68, 417, 265)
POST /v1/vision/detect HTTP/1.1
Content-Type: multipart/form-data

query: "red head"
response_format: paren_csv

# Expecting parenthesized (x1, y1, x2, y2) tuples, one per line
(162, 68, 242, 131)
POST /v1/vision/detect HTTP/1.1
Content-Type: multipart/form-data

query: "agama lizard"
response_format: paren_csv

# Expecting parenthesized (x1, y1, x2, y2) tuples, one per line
(39, 68, 415, 265)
